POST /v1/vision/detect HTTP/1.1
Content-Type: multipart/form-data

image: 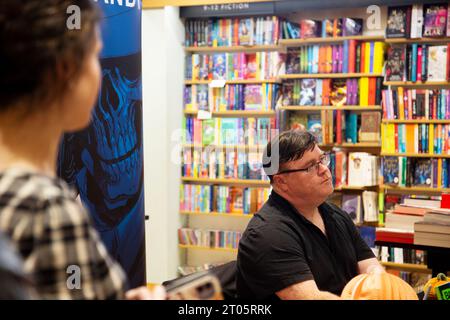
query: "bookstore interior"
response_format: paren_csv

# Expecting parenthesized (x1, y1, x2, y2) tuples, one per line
(1, 0, 450, 301)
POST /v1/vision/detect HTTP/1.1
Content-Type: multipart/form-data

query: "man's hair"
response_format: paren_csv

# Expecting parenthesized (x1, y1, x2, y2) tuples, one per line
(0, 0, 101, 113)
(263, 129, 317, 183)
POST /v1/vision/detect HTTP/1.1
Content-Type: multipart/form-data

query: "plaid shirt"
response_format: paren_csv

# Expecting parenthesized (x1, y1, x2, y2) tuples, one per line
(0, 168, 127, 299)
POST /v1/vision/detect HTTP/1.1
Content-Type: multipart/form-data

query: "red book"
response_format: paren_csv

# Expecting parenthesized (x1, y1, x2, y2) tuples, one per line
(348, 40, 356, 73)
(417, 46, 422, 82)
(336, 110, 342, 144)
(376, 229, 414, 244)
(360, 42, 365, 73)
(368, 77, 376, 106)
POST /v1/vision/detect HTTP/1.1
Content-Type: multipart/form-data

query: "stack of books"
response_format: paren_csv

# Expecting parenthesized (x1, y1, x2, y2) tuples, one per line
(414, 207, 450, 248)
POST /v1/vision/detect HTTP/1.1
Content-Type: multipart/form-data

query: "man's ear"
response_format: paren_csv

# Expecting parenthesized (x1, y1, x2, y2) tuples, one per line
(273, 175, 288, 192)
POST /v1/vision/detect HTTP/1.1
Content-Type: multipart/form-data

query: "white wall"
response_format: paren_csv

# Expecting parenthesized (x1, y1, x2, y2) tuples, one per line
(142, 6, 184, 284)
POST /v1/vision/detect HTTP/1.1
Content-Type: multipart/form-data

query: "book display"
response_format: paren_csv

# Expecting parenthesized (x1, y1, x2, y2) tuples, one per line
(175, 2, 450, 284)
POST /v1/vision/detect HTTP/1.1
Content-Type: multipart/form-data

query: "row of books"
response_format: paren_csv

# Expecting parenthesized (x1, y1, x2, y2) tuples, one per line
(184, 84, 281, 112)
(281, 78, 383, 107)
(386, 3, 450, 38)
(382, 156, 450, 188)
(286, 110, 381, 145)
(179, 184, 269, 214)
(178, 228, 242, 249)
(285, 41, 385, 75)
(183, 117, 277, 146)
(385, 44, 450, 82)
(184, 16, 281, 47)
(181, 149, 266, 181)
(414, 208, 450, 248)
(382, 88, 450, 120)
(186, 52, 285, 81)
(378, 245, 427, 265)
(381, 123, 450, 155)
(282, 17, 364, 39)
(341, 191, 379, 224)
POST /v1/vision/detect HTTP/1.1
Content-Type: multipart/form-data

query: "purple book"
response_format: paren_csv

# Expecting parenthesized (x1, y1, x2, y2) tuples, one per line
(353, 79, 358, 105)
(346, 79, 352, 106)
(338, 45, 344, 73)
(332, 45, 338, 73)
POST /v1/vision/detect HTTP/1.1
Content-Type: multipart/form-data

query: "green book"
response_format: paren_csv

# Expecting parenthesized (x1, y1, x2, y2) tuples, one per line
(435, 282, 450, 300)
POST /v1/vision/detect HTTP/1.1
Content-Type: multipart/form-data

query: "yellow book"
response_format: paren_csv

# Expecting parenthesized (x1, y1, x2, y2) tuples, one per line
(398, 87, 405, 120)
(373, 42, 385, 74)
(359, 77, 369, 106)
(267, 84, 272, 111)
(438, 158, 442, 187)
(256, 52, 261, 80)
(384, 124, 396, 153)
(364, 42, 371, 74)
(429, 123, 434, 155)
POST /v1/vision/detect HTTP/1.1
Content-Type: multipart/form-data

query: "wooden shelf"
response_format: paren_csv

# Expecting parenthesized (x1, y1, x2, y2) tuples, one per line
(381, 152, 450, 158)
(382, 119, 450, 124)
(185, 44, 282, 53)
(279, 105, 382, 111)
(384, 81, 450, 87)
(181, 177, 271, 187)
(184, 110, 276, 117)
(320, 142, 381, 148)
(179, 244, 238, 253)
(185, 79, 280, 85)
(385, 37, 450, 44)
(334, 185, 379, 191)
(381, 185, 450, 193)
(280, 73, 383, 80)
(381, 262, 431, 274)
(279, 35, 385, 46)
(180, 211, 254, 218)
(182, 144, 266, 150)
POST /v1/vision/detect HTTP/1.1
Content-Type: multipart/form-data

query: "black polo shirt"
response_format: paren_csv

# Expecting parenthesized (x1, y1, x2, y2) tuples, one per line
(236, 191, 375, 300)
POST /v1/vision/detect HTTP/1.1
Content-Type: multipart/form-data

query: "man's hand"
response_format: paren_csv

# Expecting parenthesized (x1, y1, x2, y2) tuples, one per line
(125, 285, 166, 300)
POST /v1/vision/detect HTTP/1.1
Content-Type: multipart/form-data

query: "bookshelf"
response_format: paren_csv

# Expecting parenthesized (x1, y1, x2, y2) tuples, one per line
(279, 105, 382, 111)
(179, 244, 238, 253)
(381, 153, 450, 158)
(185, 79, 281, 85)
(184, 110, 276, 117)
(381, 185, 450, 194)
(384, 81, 450, 87)
(382, 120, 450, 124)
(381, 262, 431, 274)
(385, 37, 450, 44)
(185, 44, 282, 53)
(180, 211, 254, 218)
(181, 177, 271, 187)
(279, 35, 385, 46)
(280, 73, 383, 79)
(178, 4, 450, 277)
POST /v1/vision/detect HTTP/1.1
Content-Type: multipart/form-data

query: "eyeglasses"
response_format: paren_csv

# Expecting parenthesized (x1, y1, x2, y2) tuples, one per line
(276, 153, 331, 175)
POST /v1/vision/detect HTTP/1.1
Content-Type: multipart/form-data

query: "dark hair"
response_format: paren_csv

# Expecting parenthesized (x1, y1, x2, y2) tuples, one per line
(263, 129, 317, 183)
(0, 0, 101, 113)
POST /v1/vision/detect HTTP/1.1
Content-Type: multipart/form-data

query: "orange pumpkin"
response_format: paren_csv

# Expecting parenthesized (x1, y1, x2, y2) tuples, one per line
(341, 271, 418, 300)
(423, 273, 449, 300)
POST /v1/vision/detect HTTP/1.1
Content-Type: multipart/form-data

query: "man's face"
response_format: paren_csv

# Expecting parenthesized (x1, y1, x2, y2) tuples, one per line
(276, 144, 334, 203)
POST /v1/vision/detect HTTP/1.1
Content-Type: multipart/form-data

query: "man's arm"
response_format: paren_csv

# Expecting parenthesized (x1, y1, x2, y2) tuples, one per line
(358, 257, 385, 274)
(276, 280, 341, 300)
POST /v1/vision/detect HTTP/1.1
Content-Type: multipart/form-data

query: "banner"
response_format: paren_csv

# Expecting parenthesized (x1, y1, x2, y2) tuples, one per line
(58, 0, 145, 288)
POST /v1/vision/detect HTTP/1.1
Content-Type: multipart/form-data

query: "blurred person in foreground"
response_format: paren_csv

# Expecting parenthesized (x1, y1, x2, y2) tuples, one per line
(0, 0, 163, 300)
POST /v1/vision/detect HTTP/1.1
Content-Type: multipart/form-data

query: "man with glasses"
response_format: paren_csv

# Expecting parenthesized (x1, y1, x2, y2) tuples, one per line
(236, 129, 383, 300)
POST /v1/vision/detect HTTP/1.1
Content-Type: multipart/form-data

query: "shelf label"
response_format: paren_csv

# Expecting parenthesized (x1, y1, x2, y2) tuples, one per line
(198, 110, 212, 120)
(209, 80, 226, 88)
